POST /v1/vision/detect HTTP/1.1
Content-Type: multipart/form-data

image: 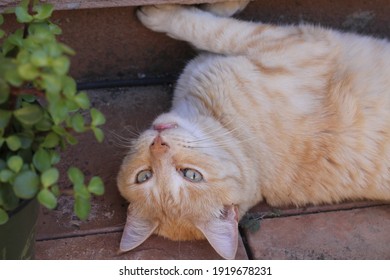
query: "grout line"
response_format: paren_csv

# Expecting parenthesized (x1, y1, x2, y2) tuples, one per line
(77, 76, 177, 91)
(238, 226, 254, 260)
(257, 202, 389, 221)
(36, 226, 124, 242)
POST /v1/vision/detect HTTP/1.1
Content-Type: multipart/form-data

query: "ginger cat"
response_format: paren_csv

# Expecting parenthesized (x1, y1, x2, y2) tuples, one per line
(117, 1, 390, 259)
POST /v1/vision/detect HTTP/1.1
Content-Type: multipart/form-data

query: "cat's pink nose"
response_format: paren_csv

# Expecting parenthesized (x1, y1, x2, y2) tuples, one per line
(153, 122, 178, 132)
(150, 135, 169, 155)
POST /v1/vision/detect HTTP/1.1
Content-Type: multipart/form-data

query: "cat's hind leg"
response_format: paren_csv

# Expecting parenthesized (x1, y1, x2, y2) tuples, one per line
(199, 0, 250, 17)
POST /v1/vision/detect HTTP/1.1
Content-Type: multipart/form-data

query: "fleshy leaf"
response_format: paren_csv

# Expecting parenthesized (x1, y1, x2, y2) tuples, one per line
(87, 177, 104, 196)
(0, 208, 9, 225)
(33, 3, 54, 21)
(41, 167, 59, 188)
(6, 135, 22, 151)
(14, 104, 44, 126)
(37, 189, 57, 209)
(33, 148, 51, 172)
(15, 6, 33, 23)
(13, 171, 39, 199)
(68, 167, 84, 187)
(74, 195, 91, 221)
(92, 127, 104, 143)
(91, 108, 106, 126)
(42, 132, 60, 148)
(7, 155, 23, 173)
(0, 110, 12, 129)
(74, 92, 90, 109)
(70, 113, 85, 133)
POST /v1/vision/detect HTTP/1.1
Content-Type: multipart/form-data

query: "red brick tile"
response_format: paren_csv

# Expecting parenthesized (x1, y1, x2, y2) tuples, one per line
(36, 232, 248, 260)
(245, 205, 390, 259)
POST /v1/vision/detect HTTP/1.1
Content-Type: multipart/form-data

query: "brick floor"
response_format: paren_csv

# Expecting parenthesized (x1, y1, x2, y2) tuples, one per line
(34, 86, 390, 260)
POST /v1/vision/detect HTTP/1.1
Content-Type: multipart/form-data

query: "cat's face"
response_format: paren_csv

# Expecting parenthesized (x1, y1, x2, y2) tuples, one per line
(117, 113, 239, 259)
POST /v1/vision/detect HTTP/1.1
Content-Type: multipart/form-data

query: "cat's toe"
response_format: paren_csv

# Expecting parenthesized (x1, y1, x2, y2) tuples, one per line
(137, 4, 182, 32)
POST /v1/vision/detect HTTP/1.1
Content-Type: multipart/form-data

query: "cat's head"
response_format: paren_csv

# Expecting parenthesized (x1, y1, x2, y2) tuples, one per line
(117, 113, 239, 259)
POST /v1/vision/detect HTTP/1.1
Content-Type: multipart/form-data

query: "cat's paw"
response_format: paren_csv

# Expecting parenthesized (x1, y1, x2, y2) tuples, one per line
(200, 0, 250, 17)
(137, 4, 183, 33)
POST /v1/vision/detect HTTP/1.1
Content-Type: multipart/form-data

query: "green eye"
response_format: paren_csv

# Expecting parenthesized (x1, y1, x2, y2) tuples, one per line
(136, 169, 153, 184)
(181, 168, 203, 182)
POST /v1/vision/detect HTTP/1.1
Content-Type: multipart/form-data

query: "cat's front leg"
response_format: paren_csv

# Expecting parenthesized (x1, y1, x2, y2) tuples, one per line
(137, 5, 184, 37)
(137, 4, 258, 56)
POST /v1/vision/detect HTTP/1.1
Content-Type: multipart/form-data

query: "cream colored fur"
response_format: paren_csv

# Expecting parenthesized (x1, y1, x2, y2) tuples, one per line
(118, 1, 390, 259)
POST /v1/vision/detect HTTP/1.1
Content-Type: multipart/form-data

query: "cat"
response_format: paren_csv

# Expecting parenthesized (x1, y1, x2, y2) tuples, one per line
(117, 1, 390, 259)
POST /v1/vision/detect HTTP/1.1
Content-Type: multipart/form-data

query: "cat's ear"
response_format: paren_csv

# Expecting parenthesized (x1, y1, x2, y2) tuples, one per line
(196, 205, 239, 259)
(119, 205, 158, 252)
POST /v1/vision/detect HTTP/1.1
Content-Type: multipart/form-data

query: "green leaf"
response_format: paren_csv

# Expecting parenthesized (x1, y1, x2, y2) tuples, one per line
(14, 104, 44, 126)
(74, 184, 90, 199)
(0, 30, 5, 39)
(52, 125, 66, 136)
(33, 148, 51, 172)
(7, 155, 23, 173)
(6, 29, 23, 47)
(18, 63, 39, 81)
(18, 131, 34, 149)
(87, 176, 104, 196)
(68, 167, 84, 186)
(31, 49, 49, 67)
(74, 92, 90, 109)
(0, 208, 9, 225)
(62, 76, 77, 98)
(49, 100, 68, 124)
(50, 184, 60, 197)
(90, 108, 106, 126)
(41, 167, 59, 188)
(0, 169, 14, 183)
(0, 80, 10, 104)
(21, 94, 37, 103)
(92, 127, 104, 143)
(16, 49, 30, 64)
(59, 43, 75, 55)
(65, 132, 78, 145)
(0, 109, 12, 129)
(50, 151, 60, 165)
(48, 23, 62, 35)
(70, 113, 85, 133)
(28, 22, 52, 41)
(0, 159, 6, 170)
(15, 6, 33, 23)
(0, 14, 4, 25)
(41, 74, 62, 95)
(74, 195, 90, 221)
(35, 116, 53, 131)
(6, 135, 22, 151)
(4, 67, 23, 87)
(13, 171, 40, 199)
(52, 56, 70, 75)
(42, 132, 60, 148)
(37, 189, 57, 209)
(33, 3, 54, 21)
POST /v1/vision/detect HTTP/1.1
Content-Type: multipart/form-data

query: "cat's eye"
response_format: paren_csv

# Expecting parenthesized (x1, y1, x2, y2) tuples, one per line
(136, 169, 153, 184)
(180, 168, 203, 182)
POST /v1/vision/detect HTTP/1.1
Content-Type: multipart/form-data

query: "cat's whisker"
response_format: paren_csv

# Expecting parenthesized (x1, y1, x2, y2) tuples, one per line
(108, 130, 138, 149)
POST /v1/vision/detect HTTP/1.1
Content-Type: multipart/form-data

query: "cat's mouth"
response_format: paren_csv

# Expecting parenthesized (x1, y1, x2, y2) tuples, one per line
(153, 122, 178, 132)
